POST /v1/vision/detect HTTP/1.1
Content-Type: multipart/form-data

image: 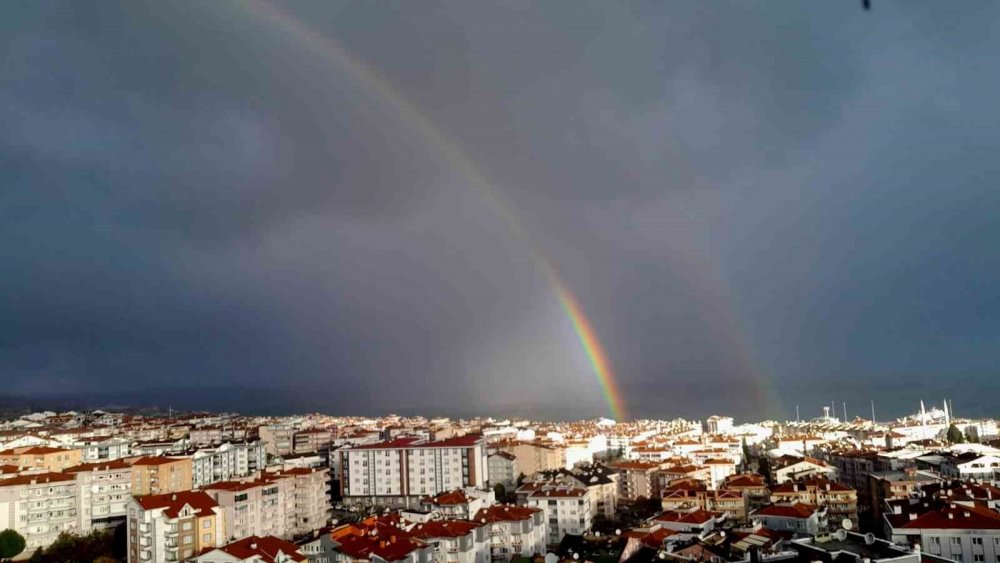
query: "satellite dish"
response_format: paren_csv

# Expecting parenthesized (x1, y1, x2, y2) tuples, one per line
(865, 533, 876, 545)
(834, 529, 847, 541)
(841, 519, 853, 531)
(616, 529, 622, 536)
(573, 554, 580, 560)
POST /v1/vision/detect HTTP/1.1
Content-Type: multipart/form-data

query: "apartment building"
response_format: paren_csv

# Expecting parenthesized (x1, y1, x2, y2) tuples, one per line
(260, 424, 296, 457)
(494, 442, 566, 476)
(65, 459, 132, 533)
(340, 435, 487, 507)
(407, 520, 490, 563)
(71, 436, 132, 462)
(650, 508, 720, 535)
(885, 500, 1000, 563)
(723, 473, 771, 512)
(266, 467, 331, 536)
(609, 460, 661, 501)
(770, 477, 858, 527)
(473, 504, 547, 560)
(191, 440, 267, 489)
(294, 429, 333, 454)
(660, 481, 747, 522)
(127, 491, 224, 562)
(830, 450, 880, 491)
(867, 469, 942, 522)
(772, 456, 836, 484)
(487, 452, 518, 489)
(752, 503, 828, 535)
(527, 486, 592, 544)
(0, 445, 82, 472)
(0, 472, 78, 556)
(205, 477, 290, 541)
(420, 489, 493, 521)
(130, 456, 194, 496)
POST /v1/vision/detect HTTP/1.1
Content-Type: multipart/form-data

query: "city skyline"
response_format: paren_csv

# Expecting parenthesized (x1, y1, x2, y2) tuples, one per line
(5, 2, 1000, 420)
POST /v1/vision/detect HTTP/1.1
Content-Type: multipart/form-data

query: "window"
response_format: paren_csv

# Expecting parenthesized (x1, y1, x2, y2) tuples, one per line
(953, 538, 962, 546)
(202, 533, 212, 542)
(974, 538, 984, 546)
(202, 520, 211, 529)
(182, 522, 193, 531)
(183, 536, 193, 544)
(975, 556, 984, 563)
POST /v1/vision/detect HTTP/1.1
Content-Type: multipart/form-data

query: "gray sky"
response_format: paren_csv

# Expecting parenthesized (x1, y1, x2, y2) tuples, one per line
(4, 1, 1000, 420)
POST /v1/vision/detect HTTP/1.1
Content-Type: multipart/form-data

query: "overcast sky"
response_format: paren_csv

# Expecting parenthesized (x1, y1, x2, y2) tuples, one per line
(4, 1, 1000, 421)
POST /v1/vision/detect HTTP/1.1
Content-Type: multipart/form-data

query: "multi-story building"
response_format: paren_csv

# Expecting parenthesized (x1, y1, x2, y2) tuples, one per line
(204, 477, 289, 541)
(259, 424, 296, 457)
(340, 435, 487, 507)
(420, 489, 493, 521)
(407, 520, 490, 563)
(127, 491, 224, 562)
(705, 416, 734, 435)
(566, 464, 618, 520)
(65, 459, 132, 533)
(650, 508, 720, 535)
(830, 450, 880, 491)
(867, 469, 942, 522)
(609, 460, 661, 501)
(70, 437, 132, 462)
(473, 505, 546, 560)
(885, 499, 1000, 563)
(191, 440, 266, 489)
(940, 453, 1000, 481)
(772, 456, 836, 484)
(265, 467, 331, 536)
(294, 429, 333, 455)
(723, 473, 771, 512)
(130, 456, 194, 496)
(752, 503, 828, 535)
(660, 481, 747, 522)
(770, 477, 858, 527)
(527, 486, 592, 544)
(487, 452, 518, 489)
(0, 446, 82, 472)
(0, 472, 78, 556)
(494, 442, 566, 476)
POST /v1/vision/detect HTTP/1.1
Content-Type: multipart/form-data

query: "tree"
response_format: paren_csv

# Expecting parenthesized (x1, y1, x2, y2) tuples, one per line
(947, 424, 966, 444)
(494, 483, 507, 501)
(757, 456, 773, 485)
(741, 438, 752, 471)
(0, 529, 25, 561)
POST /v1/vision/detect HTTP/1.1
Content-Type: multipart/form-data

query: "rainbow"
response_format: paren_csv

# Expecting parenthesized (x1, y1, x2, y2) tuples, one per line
(240, 0, 630, 420)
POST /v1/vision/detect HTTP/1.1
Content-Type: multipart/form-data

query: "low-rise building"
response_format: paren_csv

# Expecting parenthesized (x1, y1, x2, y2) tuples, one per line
(770, 477, 858, 527)
(473, 504, 546, 560)
(752, 503, 828, 535)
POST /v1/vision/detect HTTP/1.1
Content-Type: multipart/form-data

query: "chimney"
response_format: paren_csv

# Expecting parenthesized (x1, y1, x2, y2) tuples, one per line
(250, 542, 258, 549)
(908, 513, 917, 521)
(171, 494, 177, 501)
(947, 513, 954, 520)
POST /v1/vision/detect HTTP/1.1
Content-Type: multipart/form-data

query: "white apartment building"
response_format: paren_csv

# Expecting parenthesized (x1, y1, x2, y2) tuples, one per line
(191, 440, 267, 488)
(886, 501, 1000, 563)
(527, 486, 592, 545)
(205, 477, 289, 541)
(407, 520, 490, 563)
(65, 459, 132, 533)
(752, 503, 828, 535)
(69, 436, 132, 462)
(472, 505, 546, 561)
(0, 472, 78, 556)
(127, 491, 225, 563)
(265, 467, 330, 537)
(340, 435, 487, 507)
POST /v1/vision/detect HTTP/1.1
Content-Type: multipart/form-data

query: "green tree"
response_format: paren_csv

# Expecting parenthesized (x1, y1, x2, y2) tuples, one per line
(741, 438, 752, 470)
(0, 529, 26, 561)
(947, 424, 966, 444)
(494, 483, 507, 501)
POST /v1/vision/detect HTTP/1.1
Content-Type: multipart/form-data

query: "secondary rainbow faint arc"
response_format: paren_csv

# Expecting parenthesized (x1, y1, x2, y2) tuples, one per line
(243, 0, 628, 421)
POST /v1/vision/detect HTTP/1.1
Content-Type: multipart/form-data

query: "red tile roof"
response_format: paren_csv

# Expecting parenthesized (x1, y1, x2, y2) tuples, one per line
(0, 472, 75, 487)
(135, 491, 218, 518)
(474, 504, 540, 523)
(208, 535, 306, 562)
(754, 503, 820, 519)
(64, 459, 131, 473)
(652, 509, 718, 524)
(901, 504, 1000, 530)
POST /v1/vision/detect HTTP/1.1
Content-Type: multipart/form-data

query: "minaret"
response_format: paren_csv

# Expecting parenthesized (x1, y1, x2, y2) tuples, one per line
(871, 401, 876, 427)
(843, 402, 848, 423)
(920, 400, 927, 439)
(944, 399, 950, 427)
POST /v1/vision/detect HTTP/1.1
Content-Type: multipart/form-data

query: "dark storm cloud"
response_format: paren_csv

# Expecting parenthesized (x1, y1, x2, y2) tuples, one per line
(4, 1, 1000, 419)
